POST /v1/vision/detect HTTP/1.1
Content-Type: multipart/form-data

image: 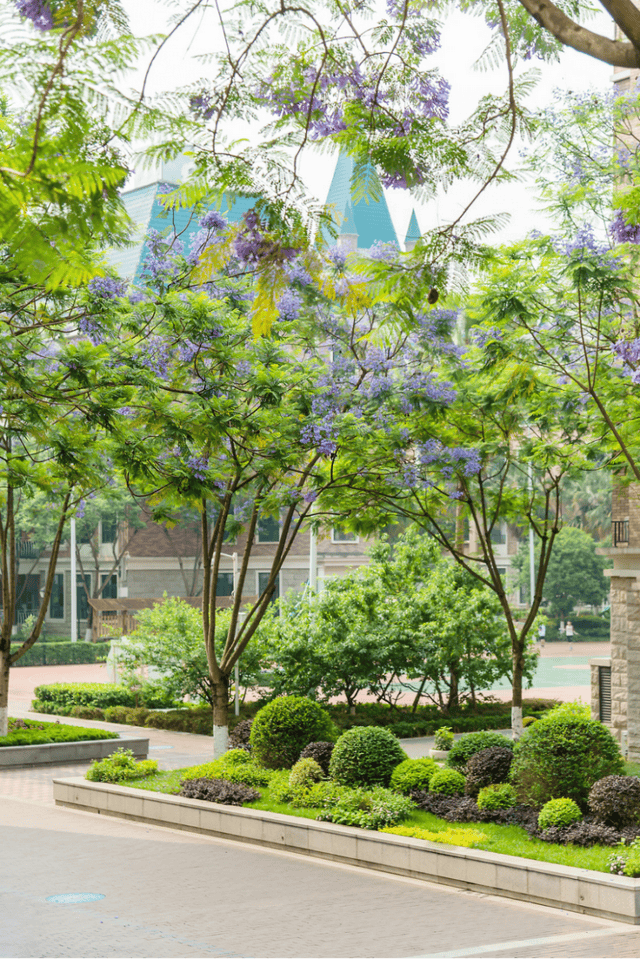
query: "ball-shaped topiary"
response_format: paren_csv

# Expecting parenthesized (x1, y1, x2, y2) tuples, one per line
(390, 758, 439, 795)
(538, 797, 582, 830)
(588, 776, 640, 827)
(299, 741, 335, 776)
(429, 768, 466, 796)
(446, 732, 513, 771)
(250, 696, 338, 769)
(511, 715, 624, 809)
(464, 747, 513, 797)
(289, 757, 325, 789)
(476, 783, 517, 810)
(329, 726, 407, 788)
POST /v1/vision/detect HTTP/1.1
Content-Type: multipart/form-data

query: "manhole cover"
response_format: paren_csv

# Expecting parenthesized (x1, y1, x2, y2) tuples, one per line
(46, 893, 105, 904)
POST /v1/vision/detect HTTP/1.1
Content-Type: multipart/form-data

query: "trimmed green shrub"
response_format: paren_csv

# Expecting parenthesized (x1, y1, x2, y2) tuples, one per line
(181, 753, 270, 787)
(329, 726, 407, 788)
(316, 785, 415, 830)
(434, 726, 454, 750)
(390, 758, 439, 795)
(464, 747, 513, 797)
(179, 778, 260, 805)
(477, 783, 517, 811)
(299, 741, 335, 775)
(429, 768, 466, 796)
(511, 715, 624, 808)
(0, 718, 118, 747)
(446, 732, 513, 771)
(86, 749, 158, 783)
(144, 708, 212, 735)
(103, 706, 130, 723)
(69, 705, 105, 721)
(538, 798, 583, 830)
(33, 681, 172, 713)
(250, 696, 338, 769)
(289, 758, 324, 789)
(522, 716, 537, 728)
(588, 776, 640, 827)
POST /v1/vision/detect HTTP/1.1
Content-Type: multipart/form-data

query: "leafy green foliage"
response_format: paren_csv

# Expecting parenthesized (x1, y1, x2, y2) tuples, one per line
(316, 785, 415, 830)
(181, 751, 270, 788)
(446, 732, 514, 771)
(512, 716, 624, 808)
(429, 769, 466, 796)
(434, 727, 454, 750)
(250, 696, 338, 769)
(390, 758, 439, 795)
(86, 749, 158, 783)
(289, 758, 324, 789)
(538, 798, 583, 830)
(477, 783, 518, 811)
(11, 641, 109, 668)
(329, 726, 407, 788)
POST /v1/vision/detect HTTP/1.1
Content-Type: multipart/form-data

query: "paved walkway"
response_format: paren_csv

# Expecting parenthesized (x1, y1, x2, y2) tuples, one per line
(7, 644, 640, 958)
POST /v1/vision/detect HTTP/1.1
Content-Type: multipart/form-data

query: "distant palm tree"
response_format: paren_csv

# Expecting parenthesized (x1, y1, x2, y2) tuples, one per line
(561, 471, 612, 542)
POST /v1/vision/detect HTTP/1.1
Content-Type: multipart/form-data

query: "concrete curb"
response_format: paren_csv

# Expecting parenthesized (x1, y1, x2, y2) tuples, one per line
(53, 776, 640, 924)
(1, 737, 149, 768)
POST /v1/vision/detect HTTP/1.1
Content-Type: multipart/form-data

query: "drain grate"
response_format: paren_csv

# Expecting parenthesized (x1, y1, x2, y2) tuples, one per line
(46, 893, 106, 904)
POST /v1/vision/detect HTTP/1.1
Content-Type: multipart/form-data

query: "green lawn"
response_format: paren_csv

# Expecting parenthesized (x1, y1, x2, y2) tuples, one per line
(122, 768, 618, 874)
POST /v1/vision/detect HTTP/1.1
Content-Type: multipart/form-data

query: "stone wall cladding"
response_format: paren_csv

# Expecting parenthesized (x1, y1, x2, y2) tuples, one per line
(610, 576, 631, 744)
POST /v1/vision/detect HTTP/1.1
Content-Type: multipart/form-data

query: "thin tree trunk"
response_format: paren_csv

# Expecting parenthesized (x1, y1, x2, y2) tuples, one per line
(0, 644, 9, 737)
(212, 673, 229, 758)
(511, 643, 524, 739)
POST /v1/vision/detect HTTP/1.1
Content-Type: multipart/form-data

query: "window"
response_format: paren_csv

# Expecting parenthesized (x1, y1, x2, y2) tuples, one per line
(332, 527, 358, 544)
(257, 516, 280, 543)
(49, 573, 64, 619)
(497, 567, 507, 581)
(77, 574, 91, 621)
(101, 574, 117, 599)
(101, 517, 118, 543)
(490, 522, 507, 545)
(258, 571, 280, 604)
(216, 572, 234, 597)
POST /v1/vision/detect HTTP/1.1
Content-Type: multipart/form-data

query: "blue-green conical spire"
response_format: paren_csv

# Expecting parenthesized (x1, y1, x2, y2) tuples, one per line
(323, 151, 398, 249)
(405, 209, 421, 250)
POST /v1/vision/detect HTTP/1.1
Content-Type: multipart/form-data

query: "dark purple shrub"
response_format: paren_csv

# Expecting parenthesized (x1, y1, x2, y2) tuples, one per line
(179, 778, 260, 805)
(464, 746, 513, 796)
(588, 775, 640, 827)
(299, 741, 335, 775)
(229, 719, 253, 750)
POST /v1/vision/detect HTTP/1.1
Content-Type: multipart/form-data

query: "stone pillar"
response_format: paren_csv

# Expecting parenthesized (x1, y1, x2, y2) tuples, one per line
(610, 575, 631, 746)
(627, 581, 640, 760)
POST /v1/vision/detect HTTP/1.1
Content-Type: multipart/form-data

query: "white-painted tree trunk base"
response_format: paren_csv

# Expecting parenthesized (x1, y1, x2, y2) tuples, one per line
(0, 705, 8, 739)
(213, 724, 229, 758)
(511, 706, 523, 740)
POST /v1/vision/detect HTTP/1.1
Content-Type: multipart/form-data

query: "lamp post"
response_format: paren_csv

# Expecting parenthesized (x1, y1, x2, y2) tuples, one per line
(219, 550, 241, 716)
(70, 517, 77, 643)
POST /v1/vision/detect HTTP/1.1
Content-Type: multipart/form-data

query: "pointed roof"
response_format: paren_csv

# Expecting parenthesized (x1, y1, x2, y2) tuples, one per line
(323, 151, 398, 249)
(405, 209, 421, 248)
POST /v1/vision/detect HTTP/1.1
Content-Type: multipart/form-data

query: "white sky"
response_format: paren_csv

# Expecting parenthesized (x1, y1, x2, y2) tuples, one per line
(121, 0, 613, 245)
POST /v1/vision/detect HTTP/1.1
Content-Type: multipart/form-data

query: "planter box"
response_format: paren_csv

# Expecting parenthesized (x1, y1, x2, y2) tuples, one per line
(429, 748, 451, 760)
(53, 775, 640, 925)
(0, 737, 148, 768)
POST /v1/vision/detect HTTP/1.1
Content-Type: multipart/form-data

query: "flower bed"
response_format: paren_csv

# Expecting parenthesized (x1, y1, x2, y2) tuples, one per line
(0, 717, 119, 747)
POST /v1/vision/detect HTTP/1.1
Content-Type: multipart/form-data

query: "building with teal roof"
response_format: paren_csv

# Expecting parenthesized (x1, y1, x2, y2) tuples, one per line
(108, 150, 409, 280)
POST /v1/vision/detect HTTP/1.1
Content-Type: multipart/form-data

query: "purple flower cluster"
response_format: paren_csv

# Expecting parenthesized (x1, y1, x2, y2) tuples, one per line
(189, 92, 215, 121)
(610, 210, 640, 245)
(285, 257, 312, 286)
(186, 454, 209, 481)
(415, 439, 480, 478)
(277, 289, 302, 322)
(327, 246, 348, 269)
(15, 0, 53, 30)
(137, 336, 173, 379)
(368, 241, 399, 262)
(563, 224, 608, 260)
(472, 326, 503, 348)
(77, 317, 104, 345)
(142, 230, 185, 286)
(613, 339, 640, 383)
(88, 276, 127, 300)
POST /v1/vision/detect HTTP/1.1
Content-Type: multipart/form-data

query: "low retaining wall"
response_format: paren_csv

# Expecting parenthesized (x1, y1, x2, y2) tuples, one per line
(53, 776, 640, 924)
(0, 737, 148, 768)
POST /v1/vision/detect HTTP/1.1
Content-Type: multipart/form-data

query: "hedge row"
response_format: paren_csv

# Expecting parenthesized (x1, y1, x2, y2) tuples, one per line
(32, 681, 171, 711)
(11, 642, 110, 667)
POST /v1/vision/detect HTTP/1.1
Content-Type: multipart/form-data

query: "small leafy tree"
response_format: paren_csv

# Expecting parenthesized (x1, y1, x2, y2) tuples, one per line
(514, 527, 609, 621)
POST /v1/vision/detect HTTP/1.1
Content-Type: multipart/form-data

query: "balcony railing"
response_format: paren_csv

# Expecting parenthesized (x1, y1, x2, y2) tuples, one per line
(613, 520, 630, 546)
(17, 541, 38, 558)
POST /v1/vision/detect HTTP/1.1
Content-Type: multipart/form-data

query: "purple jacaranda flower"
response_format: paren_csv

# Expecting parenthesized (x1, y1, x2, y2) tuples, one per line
(277, 288, 302, 322)
(15, 0, 53, 30)
(187, 454, 209, 481)
(611, 210, 640, 245)
(88, 276, 127, 300)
